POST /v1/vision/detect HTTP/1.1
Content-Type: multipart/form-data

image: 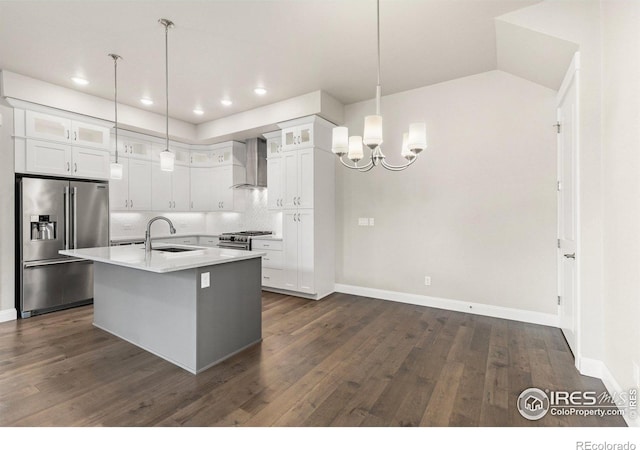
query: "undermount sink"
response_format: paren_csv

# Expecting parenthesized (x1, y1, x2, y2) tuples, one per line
(154, 247, 200, 253)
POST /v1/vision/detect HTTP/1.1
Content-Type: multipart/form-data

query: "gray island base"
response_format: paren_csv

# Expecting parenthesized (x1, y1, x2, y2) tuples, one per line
(93, 257, 262, 374)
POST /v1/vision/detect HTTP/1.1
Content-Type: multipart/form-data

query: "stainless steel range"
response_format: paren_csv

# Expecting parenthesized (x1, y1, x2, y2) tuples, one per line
(217, 231, 273, 250)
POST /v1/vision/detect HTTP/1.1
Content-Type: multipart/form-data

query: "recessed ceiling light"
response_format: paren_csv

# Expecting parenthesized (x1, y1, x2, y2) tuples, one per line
(193, 109, 204, 115)
(140, 98, 154, 106)
(254, 87, 267, 96)
(71, 77, 89, 86)
(220, 99, 232, 107)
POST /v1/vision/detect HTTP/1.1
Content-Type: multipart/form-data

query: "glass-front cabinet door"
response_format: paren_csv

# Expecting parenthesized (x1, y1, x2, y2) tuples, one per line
(26, 111, 71, 143)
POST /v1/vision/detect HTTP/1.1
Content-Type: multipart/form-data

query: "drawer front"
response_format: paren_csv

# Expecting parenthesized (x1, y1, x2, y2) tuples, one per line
(198, 237, 219, 247)
(261, 250, 283, 269)
(261, 267, 283, 288)
(252, 239, 282, 251)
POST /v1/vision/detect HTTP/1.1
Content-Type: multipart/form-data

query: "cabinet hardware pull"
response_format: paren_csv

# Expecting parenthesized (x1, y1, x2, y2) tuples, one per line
(264, 276, 270, 280)
(66, 130, 70, 139)
(191, 201, 194, 209)
(125, 200, 128, 208)
(74, 131, 77, 141)
(67, 162, 70, 172)
(131, 200, 133, 208)
(169, 201, 171, 208)
(74, 163, 78, 173)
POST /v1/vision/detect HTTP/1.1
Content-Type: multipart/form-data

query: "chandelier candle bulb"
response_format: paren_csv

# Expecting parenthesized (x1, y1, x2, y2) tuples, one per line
(401, 132, 415, 161)
(363, 115, 383, 148)
(408, 122, 427, 153)
(348, 136, 364, 162)
(332, 127, 349, 156)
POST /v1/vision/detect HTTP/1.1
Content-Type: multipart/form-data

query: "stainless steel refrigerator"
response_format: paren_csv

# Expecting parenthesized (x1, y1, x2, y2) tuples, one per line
(17, 176, 109, 318)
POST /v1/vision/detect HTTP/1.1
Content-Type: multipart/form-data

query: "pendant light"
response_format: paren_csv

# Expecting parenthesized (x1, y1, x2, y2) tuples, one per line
(109, 53, 123, 180)
(159, 18, 175, 171)
(331, 0, 427, 172)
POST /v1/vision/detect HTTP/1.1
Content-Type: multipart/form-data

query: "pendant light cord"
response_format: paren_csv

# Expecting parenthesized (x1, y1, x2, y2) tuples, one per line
(165, 22, 169, 151)
(375, 0, 381, 115)
(109, 54, 122, 164)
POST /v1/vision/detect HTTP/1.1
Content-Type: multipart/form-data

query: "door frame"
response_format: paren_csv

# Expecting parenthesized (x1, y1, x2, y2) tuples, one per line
(556, 52, 581, 368)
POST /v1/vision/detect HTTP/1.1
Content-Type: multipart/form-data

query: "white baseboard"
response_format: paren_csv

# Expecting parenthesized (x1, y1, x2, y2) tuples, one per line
(578, 357, 639, 427)
(0, 308, 17, 323)
(334, 283, 559, 327)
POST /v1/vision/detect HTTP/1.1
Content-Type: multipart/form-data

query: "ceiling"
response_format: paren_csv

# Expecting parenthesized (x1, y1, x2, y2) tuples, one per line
(0, 0, 541, 125)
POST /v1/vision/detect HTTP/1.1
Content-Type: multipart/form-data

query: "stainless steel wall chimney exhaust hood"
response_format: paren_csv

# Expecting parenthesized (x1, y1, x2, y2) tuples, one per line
(232, 138, 267, 189)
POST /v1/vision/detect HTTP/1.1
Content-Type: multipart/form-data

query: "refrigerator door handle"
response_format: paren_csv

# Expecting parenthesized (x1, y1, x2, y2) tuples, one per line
(64, 186, 70, 250)
(72, 186, 78, 249)
(24, 258, 88, 268)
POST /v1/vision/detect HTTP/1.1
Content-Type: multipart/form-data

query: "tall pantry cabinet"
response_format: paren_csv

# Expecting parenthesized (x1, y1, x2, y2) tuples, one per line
(270, 115, 335, 300)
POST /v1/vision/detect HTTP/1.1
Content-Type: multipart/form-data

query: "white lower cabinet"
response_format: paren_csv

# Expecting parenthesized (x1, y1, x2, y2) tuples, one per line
(198, 236, 219, 247)
(25, 140, 110, 179)
(253, 239, 284, 289)
(110, 157, 152, 211)
(282, 210, 314, 294)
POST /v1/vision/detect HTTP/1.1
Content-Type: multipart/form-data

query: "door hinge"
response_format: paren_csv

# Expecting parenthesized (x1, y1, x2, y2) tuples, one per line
(557, 239, 561, 248)
(557, 295, 561, 305)
(557, 181, 562, 191)
(554, 122, 562, 133)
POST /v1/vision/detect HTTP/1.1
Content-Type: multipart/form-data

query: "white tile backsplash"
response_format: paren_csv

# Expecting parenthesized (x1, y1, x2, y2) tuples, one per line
(110, 190, 282, 240)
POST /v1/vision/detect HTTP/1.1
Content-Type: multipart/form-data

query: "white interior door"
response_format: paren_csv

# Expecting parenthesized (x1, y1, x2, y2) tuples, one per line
(557, 53, 580, 358)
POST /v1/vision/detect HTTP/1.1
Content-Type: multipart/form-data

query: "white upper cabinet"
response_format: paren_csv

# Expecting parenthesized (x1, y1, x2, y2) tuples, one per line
(115, 138, 152, 160)
(264, 131, 283, 210)
(25, 112, 70, 143)
(110, 157, 152, 211)
(71, 121, 110, 149)
(282, 124, 313, 152)
(282, 148, 314, 210)
(26, 140, 72, 176)
(151, 162, 189, 211)
(26, 111, 110, 149)
(212, 165, 245, 211)
(25, 140, 110, 179)
(71, 147, 110, 179)
(279, 116, 334, 152)
(190, 167, 214, 211)
(267, 157, 283, 210)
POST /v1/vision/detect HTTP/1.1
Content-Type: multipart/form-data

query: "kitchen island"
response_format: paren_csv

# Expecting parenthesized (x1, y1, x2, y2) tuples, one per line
(60, 244, 264, 374)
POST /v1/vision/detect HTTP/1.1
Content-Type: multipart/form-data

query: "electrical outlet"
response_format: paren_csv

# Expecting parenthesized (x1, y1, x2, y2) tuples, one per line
(633, 361, 639, 386)
(369, 218, 375, 226)
(358, 218, 369, 226)
(201, 272, 210, 289)
(424, 276, 431, 286)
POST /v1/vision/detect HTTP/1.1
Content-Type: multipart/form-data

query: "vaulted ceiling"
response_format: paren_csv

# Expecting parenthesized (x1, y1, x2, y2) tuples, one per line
(0, 0, 542, 124)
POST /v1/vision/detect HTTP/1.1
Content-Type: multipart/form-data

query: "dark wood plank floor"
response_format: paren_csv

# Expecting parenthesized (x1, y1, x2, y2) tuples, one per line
(0, 292, 625, 427)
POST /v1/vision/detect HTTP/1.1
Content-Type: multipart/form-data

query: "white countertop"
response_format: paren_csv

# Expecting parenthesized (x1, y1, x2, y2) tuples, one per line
(60, 244, 264, 274)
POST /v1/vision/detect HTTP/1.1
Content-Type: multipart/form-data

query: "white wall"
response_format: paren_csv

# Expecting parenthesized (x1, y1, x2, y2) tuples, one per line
(602, 0, 640, 391)
(498, 0, 605, 364)
(110, 189, 282, 239)
(336, 70, 557, 315)
(0, 104, 16, 320)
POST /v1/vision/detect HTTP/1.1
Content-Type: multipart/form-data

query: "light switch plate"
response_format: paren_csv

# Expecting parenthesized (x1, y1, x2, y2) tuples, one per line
(358, 218, 369, 226)
(201, 272, 210, 289)
(369, 218, 375, 226)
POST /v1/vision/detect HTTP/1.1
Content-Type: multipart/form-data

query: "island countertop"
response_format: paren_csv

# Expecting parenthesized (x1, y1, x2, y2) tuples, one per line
(60, 244, 264, 274)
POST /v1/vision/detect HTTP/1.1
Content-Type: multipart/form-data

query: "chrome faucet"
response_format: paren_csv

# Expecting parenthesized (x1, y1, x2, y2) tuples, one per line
(145, 216, 176, 255)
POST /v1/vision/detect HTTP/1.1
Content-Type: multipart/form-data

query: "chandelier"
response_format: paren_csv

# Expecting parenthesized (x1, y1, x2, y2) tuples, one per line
(331, 0, 427, 172)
